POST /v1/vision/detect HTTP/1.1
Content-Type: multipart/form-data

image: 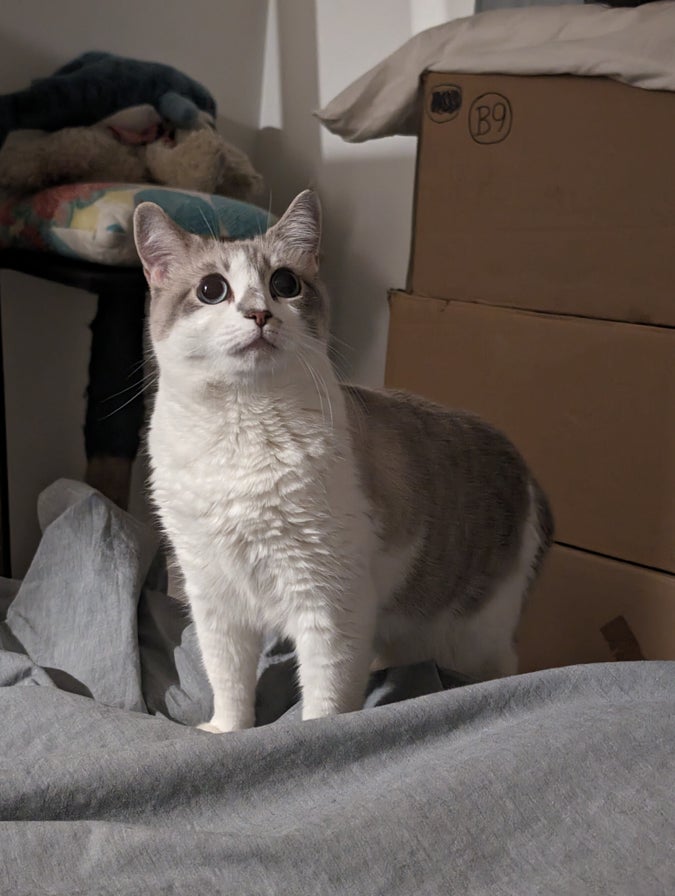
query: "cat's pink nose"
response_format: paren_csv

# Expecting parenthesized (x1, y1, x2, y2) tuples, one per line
(245, 309, 272, 329)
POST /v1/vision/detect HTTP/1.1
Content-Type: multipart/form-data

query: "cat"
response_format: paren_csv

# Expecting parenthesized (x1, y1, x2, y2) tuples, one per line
(133, 190, 553, 733)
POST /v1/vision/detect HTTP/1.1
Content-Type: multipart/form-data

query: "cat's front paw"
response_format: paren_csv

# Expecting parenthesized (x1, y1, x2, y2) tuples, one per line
(196, 721, 227, 734)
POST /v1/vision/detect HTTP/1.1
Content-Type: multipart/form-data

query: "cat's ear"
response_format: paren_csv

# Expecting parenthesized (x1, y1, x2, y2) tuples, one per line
(270, 190, 322, 268)
(133, 202, 190, 287)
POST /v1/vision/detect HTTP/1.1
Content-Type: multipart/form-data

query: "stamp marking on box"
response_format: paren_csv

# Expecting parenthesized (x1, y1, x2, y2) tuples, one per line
(427, 84, 462, 123)
(469, 93, 512, 144)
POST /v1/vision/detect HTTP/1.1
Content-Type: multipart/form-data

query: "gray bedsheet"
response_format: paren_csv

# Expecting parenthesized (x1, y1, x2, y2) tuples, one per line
(1, 480, 673, 895)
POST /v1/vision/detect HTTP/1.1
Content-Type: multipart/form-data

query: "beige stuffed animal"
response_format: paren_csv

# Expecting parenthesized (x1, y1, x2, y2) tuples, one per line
(0, 107, 263, 201)
(144, 127, 263, 199)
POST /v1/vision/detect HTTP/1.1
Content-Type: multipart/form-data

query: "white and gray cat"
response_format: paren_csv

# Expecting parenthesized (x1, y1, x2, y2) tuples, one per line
(133, 190, 553, 733)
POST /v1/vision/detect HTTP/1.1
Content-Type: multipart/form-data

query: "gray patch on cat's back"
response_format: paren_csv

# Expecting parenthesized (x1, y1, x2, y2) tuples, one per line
(343, 385, 540, 617)
(341, 386, 420, 546)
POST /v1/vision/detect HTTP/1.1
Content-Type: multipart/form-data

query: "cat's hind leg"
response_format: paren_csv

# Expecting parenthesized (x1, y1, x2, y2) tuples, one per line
(433, 488, 546, 681)
(432, 584, 522, 682)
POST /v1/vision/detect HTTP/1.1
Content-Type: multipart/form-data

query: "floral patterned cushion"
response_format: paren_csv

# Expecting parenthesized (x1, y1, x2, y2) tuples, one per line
(0, 183, 272, 266)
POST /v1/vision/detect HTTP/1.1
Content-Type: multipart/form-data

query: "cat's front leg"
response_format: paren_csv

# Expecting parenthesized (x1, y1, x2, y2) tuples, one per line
(293, 583, 377, 721)
(188, 592, 262, 733)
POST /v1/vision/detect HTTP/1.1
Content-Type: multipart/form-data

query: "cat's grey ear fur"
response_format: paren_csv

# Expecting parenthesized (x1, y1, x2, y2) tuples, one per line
(133, 202, 190, 287)
(270, 190, 322, 265)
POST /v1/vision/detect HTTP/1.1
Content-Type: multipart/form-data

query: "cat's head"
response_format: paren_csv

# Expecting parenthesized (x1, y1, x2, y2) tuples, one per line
(133, 190, 327, 385)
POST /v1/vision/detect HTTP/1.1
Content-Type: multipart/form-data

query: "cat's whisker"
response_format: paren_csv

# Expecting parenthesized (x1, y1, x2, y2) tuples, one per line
(295, 337, 368, 436)
(328, 332, 356, 353)
(196, 205, 219, 242)
(327, 350, 352, 379)
(341, 385, 368, 441)
(297, 352, 329, 428)
(297, 328, 352, 367)
(296, 333, 351, 382)
(123, 344, 156, 380)
(102, 371, 156, 403)
(126, 358, 148, 379)
(296, 349, 335, 431)
(311, 363, 335, 431)
(97, 375, 157, 421)
(281, 330, 333, 406)
(293, 336, 359, 436)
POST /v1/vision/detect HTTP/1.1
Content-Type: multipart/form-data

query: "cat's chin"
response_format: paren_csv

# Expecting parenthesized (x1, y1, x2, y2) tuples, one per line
(220, 342, 289, 381)
(234, 335, 278, 356)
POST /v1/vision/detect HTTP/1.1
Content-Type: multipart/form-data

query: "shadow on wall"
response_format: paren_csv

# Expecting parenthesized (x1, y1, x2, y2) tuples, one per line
(255, 0, 322, 212)
(317, 154, 416, 384)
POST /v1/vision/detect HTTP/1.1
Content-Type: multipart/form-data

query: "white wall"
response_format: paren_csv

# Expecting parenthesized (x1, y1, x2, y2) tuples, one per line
(0, 0, 268, 574)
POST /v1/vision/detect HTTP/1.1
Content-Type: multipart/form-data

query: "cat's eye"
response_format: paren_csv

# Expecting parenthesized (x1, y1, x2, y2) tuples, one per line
(197, 273, 230, 304)
(270, 268, 301, 300)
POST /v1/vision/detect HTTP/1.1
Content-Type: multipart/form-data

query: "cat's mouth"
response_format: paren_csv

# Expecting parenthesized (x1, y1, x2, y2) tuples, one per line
(236, 335, 277, 354)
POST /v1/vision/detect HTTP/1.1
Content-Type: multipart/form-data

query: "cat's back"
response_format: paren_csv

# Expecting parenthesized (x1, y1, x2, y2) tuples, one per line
(342, 383, 533, 512)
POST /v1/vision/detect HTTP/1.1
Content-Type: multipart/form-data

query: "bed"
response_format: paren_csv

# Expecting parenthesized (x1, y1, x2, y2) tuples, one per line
(1, 480, 673, 894)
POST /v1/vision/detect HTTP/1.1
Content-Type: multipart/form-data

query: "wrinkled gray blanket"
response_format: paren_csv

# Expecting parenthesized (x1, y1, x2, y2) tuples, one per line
(1, 480, 673, 895)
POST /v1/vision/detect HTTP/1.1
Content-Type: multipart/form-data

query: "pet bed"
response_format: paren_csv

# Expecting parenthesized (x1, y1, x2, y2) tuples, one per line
(0, 183, 272, 266)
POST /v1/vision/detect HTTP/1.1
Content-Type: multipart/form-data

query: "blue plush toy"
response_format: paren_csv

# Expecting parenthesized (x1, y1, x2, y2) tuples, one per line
(0, 52, 216, 147)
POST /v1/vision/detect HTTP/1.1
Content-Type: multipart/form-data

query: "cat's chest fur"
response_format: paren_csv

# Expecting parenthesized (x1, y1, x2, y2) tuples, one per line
(149, 385, 373, 610)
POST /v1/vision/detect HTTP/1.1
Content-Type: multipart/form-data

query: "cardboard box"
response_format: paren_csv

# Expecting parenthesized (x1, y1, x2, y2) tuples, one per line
(385, 291, 675, 573)
(518, 544, 675, 671)
(410, 72, 675, 326)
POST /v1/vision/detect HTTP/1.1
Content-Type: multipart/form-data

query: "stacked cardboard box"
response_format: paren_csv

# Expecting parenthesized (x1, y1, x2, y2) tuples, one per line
(385, 72, 675, 670)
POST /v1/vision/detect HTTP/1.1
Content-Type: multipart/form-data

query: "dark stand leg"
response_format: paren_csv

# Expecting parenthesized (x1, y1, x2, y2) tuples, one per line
(84, 287, 147, 509)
